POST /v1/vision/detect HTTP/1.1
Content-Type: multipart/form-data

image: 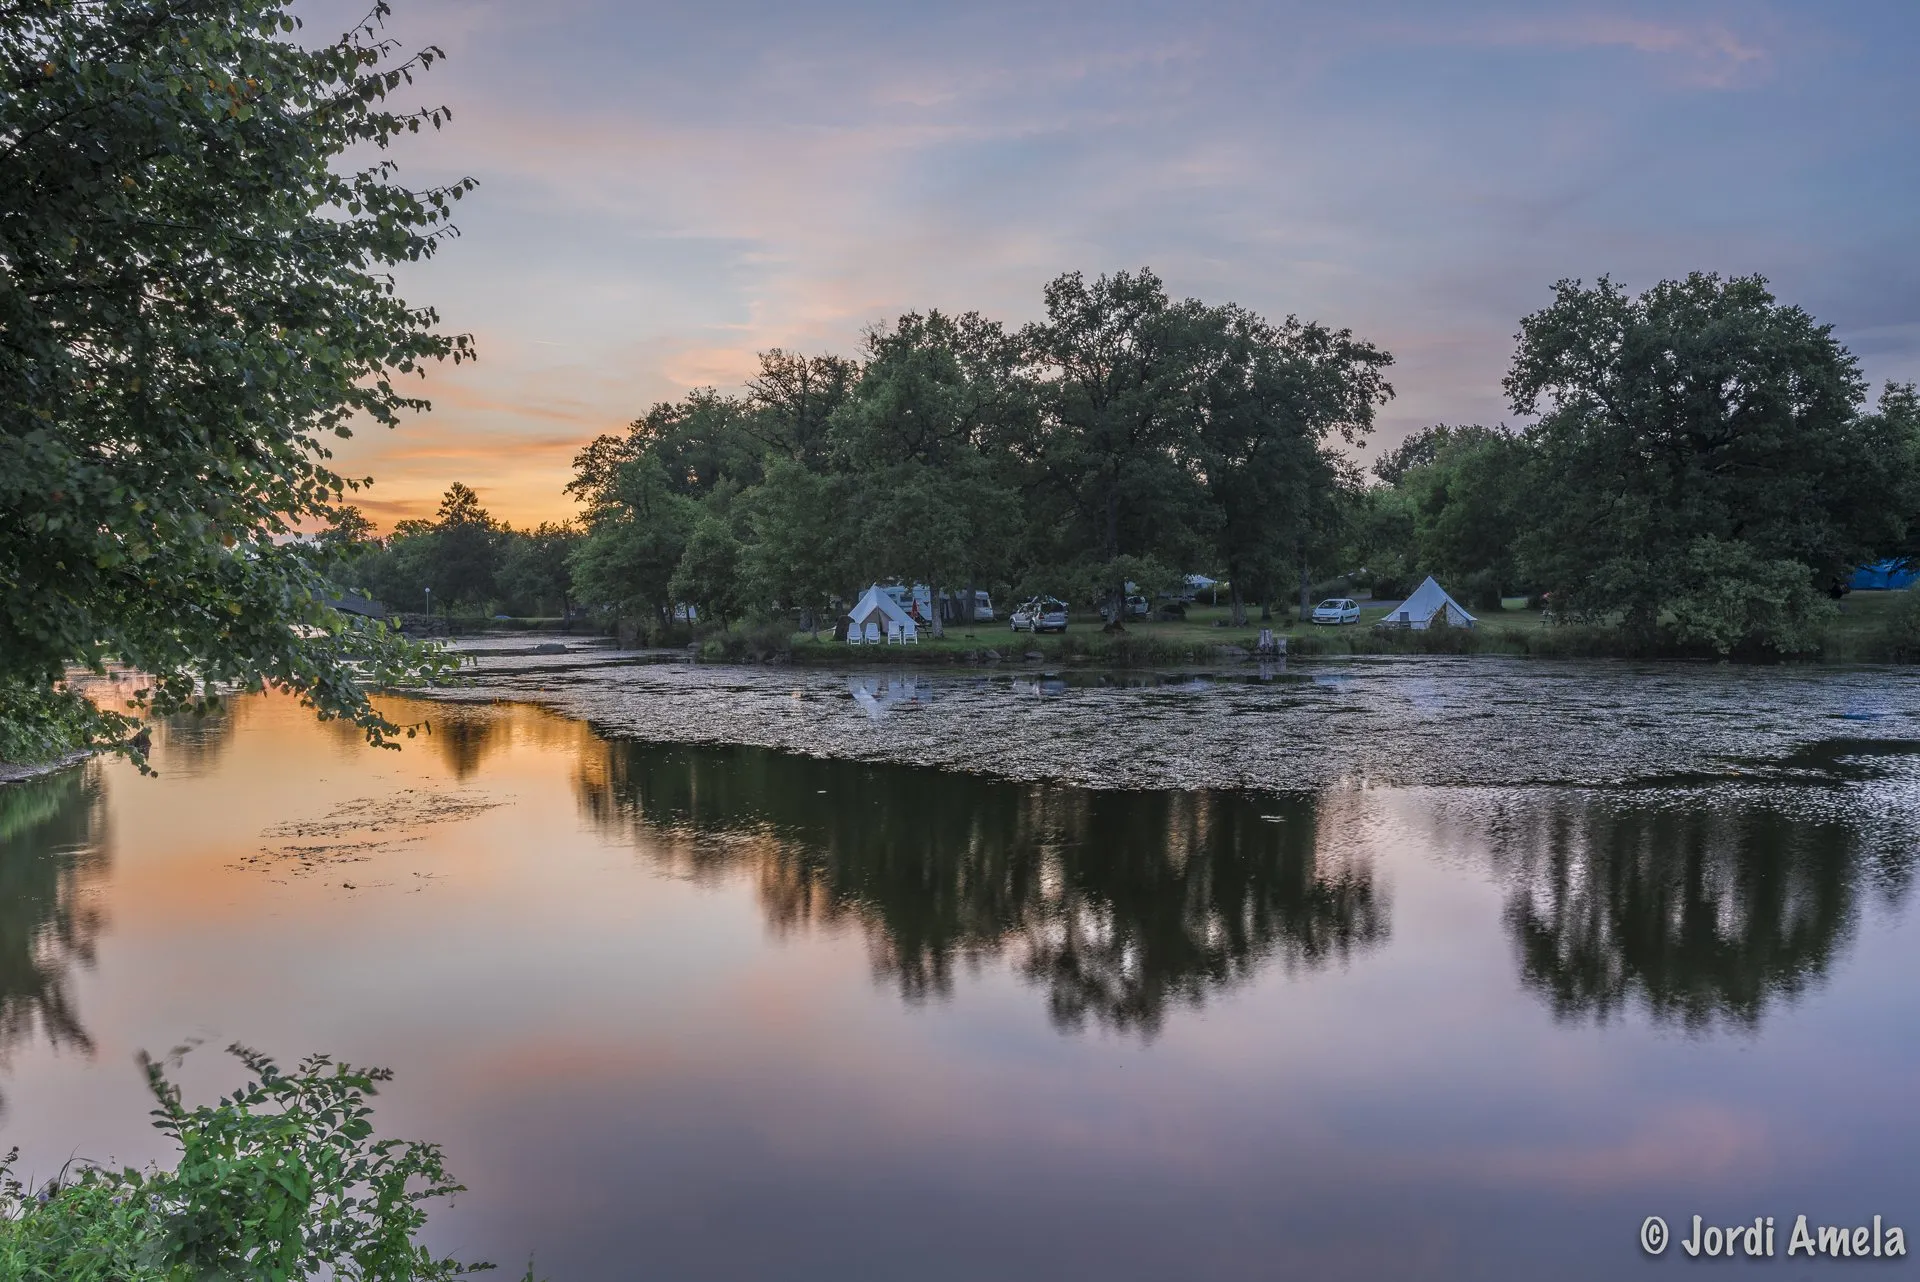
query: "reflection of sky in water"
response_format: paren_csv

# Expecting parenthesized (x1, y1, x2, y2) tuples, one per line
(0, 691, 1916, 1280)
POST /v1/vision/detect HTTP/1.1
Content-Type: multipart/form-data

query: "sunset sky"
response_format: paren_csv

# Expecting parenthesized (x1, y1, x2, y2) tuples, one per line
(297, 0, 1920, 531)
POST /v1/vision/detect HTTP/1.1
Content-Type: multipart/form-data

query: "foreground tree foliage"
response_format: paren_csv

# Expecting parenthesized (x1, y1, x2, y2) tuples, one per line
(0, 0, 471, 760)
(0, 1046, 524, 1281)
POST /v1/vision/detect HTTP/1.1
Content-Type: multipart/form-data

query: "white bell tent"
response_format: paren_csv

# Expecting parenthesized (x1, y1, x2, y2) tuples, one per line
(1386, 576, 1477, 630)
(846, 583, 919, 643)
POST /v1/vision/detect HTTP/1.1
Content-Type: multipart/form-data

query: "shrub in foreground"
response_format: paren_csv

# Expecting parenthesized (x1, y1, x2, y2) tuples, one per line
(0, 1046, 529, 1282)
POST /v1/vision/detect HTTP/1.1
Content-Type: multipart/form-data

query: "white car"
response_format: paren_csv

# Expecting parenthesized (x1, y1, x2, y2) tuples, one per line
(1312, 598, 1361, 625)
(1011, 597, 1069, 632)
(1029, 597, 1069, 633)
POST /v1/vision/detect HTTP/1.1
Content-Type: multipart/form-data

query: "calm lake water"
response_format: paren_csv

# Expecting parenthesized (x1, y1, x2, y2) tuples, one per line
(5, 656, 1920, 1279)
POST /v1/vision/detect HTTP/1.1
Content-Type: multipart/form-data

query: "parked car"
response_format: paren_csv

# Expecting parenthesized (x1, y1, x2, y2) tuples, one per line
(1009, 600, 1037, 632)
(1311, 598, 1361, 625)
(1124, 594, 1151, 619)
(1030, 597, 1069, 633)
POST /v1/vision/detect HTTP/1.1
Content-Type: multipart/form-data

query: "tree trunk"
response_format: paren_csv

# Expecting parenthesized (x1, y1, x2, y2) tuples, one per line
(1228, 561, 1247, 627)
(930, 580, 945, 638)
(1298, 557, 1312, 624)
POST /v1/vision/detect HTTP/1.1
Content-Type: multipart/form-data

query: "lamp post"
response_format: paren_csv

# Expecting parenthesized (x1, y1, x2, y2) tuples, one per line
(424, 586, 431, 632)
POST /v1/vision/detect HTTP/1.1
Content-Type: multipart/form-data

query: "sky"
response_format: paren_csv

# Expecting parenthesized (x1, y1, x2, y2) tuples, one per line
(293, 0, 1920, 530)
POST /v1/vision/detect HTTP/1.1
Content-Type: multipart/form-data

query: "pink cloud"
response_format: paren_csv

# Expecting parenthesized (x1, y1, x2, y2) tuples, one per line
(1413, 12, 1771, 88)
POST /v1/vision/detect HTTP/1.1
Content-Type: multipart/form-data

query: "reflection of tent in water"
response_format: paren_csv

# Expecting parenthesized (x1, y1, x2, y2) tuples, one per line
(846, 584, 918, 644)
(1396, 677, 1450, 714)
(1380, 576, 1476, 630)
(847, 675, 932, 718)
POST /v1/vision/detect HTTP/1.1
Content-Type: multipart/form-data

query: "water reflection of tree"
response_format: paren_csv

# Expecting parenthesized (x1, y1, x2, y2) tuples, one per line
(428, 707, 503, 780)
(1490, 792, 1913, 1030)
(157, 703, 238, 774)
(576, 741, 1386, 1036)
(0, 767, 108, 1094)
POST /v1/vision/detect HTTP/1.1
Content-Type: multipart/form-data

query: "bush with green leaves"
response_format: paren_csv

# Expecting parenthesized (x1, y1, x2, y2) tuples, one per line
(0, 1046, 527, 1282)
(1663, 536, 1834, 656)
(0, 683, 101, 766)
(1882, 589, 1920, 662)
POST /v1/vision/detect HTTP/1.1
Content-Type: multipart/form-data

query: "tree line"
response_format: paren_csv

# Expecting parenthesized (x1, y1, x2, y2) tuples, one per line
(1351, 274, 1920, 654)
(339, 268, 1920, 656)
(327, 485, 580, 624)
(558, 267, 1393, 638)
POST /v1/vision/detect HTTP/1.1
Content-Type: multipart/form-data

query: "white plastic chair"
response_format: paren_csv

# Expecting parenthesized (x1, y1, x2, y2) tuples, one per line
(864, 620, 881, 644)
(902, 625, 918, 645)
(886, 621, 903, 645)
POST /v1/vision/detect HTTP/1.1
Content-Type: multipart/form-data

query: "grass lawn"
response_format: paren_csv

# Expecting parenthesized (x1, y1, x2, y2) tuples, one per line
(780, 588, 1916, 665)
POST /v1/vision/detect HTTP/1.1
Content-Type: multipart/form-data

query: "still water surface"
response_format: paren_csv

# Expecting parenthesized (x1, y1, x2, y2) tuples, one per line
(4, 668, 1920, 1279)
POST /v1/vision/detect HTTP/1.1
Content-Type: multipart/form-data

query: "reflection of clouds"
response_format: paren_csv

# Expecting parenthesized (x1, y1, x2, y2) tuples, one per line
(1390, 1103, 1779, 1193)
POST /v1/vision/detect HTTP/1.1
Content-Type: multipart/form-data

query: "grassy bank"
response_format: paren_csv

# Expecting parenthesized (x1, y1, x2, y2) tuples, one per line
(766, 590, 1920, 666)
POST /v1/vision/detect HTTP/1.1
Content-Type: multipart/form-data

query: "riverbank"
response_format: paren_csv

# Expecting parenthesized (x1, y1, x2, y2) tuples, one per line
(0, 749, 96, 786)
(760, 589, 1920, 667)
(432, 589, 1919, 666)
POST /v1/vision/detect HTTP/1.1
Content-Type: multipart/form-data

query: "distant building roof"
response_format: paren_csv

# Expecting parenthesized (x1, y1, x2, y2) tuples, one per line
(327, 592, 387, 619)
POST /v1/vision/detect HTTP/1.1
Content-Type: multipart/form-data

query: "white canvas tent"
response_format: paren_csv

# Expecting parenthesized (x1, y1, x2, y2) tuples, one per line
(1386, 576, 1477, 630)
(847, 583, 919, 643)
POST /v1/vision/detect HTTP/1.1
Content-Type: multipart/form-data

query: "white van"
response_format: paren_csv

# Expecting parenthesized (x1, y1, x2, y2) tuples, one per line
(881, 584, 993, 622)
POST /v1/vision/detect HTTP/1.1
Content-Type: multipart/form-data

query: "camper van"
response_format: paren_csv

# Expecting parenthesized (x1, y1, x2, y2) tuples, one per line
(878, 584, 994, 622)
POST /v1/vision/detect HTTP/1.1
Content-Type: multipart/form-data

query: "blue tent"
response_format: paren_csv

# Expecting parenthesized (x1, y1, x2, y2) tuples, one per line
(1850, 559, 1918, 591)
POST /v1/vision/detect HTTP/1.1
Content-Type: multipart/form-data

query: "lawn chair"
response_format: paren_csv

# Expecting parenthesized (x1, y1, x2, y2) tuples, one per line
(863, 619, 881, 644)
(886, 620, 904, 644)
(901, 625, 918, 645)
(846, 617, 865, 644)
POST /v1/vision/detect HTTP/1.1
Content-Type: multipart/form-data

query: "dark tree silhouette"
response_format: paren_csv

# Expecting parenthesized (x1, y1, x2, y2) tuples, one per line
(574, 740, 1387, 1036)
